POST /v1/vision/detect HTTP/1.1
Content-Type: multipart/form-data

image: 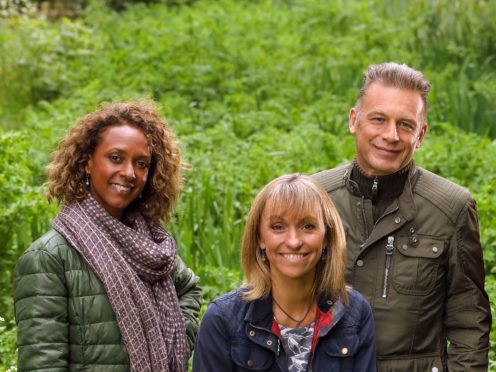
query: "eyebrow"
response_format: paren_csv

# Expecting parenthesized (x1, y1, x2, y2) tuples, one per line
(107, 147, 151, 157)
(367, 110, 418, 123)
(266, 214, 320, 223)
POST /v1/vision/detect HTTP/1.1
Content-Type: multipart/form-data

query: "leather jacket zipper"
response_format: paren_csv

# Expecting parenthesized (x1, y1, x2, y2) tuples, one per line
(381, 236, 394, 298)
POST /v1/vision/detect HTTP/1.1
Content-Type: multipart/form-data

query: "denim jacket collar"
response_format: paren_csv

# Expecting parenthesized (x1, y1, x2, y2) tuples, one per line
(244, 292, 345, 339)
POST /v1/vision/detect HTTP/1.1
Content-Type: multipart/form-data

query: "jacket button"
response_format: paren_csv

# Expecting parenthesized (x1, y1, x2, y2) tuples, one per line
(432, 368, 438, 372)
(266, 340, 273, 346)
(409, 227, 415, 233)
(247, 359, 254, 368)
(394, 217, 401, 224)
(249, 330, 255, 336)
(432, 246, 438, 253)
(356, 259, 364, 267)
(341, 347, 348, 355)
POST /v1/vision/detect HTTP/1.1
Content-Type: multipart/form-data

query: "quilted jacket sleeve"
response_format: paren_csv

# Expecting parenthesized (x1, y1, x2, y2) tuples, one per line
(172, 255, 202, 352)
(13, 239, 69, 371)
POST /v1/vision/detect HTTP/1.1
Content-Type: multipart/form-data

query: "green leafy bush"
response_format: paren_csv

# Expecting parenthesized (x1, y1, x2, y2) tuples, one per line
(0, 316, 16, 370)
(0, 0, 35, 18)
(0, 131, 56, 316)
(0, 17, 102, 129)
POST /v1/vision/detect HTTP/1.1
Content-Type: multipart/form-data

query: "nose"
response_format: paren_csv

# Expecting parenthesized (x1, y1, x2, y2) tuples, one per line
(286, 228, 303, 250)
(382, 121, 399, 142)
(121, 161, 136, 180)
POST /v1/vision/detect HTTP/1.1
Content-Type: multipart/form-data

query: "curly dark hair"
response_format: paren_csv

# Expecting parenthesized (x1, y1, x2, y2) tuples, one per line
(46, 100, 182, 225)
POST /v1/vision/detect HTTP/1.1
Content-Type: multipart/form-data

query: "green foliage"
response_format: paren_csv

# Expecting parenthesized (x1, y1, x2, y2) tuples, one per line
(0, 16, 102, 129)
(193, 266, 242, 316)
(0, 316, 16, 371)
(0, 131, 56, 315)
(0, 0, 35, 18)
(0, 0, 495, 367)
(171, 174, 245, 270)
(0, 130, 56, 368)
(488, 275, 496, 370)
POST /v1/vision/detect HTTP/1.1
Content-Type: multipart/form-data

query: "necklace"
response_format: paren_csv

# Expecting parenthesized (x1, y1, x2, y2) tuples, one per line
(273, 298, 313, 328)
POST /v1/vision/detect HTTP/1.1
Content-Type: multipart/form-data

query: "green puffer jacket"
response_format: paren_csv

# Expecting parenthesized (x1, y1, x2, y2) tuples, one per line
(313, 162, 491, 372)
(14, 229, 202, 371)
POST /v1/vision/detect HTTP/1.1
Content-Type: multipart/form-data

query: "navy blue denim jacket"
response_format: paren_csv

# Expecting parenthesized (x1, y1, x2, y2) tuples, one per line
(193, 288, 376, 371)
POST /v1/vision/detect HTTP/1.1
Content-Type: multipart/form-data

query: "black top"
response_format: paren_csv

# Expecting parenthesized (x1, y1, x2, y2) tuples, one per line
(351, 161, 411, 222)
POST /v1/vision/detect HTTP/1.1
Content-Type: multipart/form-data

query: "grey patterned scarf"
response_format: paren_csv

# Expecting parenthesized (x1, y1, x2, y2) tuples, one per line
(53, 195, 189, 371)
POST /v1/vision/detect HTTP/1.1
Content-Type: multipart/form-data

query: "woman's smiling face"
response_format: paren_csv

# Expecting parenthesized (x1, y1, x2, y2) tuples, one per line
(85, 124, 151, 220)
(258, 200, 326, 285)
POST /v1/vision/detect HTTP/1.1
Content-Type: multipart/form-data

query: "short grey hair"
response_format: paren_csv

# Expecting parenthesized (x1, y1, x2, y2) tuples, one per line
(355, 62, 431, 120)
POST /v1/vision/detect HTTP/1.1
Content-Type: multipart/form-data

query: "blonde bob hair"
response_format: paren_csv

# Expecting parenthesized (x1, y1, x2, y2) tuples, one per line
(241, 173, 348, 304)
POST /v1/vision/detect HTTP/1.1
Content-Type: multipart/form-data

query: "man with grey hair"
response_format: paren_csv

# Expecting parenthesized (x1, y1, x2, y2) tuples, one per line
(313, 62, 491, 371)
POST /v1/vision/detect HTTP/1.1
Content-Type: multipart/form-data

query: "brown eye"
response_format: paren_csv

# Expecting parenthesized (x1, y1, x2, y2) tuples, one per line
(302, 223, 316, 230)
(399, 121, 415, 131)
(136, 160, 149, 169)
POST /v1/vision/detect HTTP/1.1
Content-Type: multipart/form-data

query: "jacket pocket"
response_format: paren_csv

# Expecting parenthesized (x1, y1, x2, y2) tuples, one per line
(377, 352, 444, 371)
(231, 340, 275, 371)
(392, 236, 445, 295)
(316, 332, 359, 371)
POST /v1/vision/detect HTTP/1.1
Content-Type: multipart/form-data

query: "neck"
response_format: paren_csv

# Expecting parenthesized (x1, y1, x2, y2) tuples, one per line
(351, 160, 411, 222)
(271, 280, 316, 327)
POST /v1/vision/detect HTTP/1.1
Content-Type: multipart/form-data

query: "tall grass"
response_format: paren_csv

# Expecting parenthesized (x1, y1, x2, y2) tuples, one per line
(171, 174, 245, 270)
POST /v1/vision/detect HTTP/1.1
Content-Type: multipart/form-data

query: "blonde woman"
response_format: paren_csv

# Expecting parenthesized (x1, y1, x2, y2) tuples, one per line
(193, 174, 376, 371)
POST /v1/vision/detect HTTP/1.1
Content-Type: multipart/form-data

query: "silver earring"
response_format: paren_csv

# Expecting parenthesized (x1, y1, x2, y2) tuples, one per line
(260, 248, 267, 262)
(85, 173, 90, 187)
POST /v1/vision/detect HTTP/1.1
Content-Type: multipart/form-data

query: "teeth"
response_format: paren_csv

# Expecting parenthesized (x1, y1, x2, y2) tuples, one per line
(112, 184, 131, 192)
(283, 254, 306, 261)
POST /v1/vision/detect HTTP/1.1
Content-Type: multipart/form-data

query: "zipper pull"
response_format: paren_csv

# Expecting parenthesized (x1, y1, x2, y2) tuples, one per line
(372, 177, 378, 198)
(277, 339, 280, 356)
(382, 236, 394, 298)
(386, 236, 394, 254)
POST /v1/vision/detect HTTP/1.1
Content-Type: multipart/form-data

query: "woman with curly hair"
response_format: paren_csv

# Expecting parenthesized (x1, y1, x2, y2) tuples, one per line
(14, 100, 201, 371)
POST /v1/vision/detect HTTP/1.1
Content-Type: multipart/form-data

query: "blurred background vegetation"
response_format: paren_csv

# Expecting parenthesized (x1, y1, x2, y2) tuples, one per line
(1, 0, 495, 370)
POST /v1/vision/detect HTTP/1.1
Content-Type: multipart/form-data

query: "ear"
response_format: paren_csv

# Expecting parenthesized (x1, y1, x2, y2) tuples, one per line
(85, 155, 93, 174)
(416, 123, 428, 148)
(349, 108, 358, 134)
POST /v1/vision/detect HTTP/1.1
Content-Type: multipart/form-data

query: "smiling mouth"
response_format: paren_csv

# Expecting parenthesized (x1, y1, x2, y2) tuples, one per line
(111, 183, 133, 192)
(280, 253, 309, 262)
(375, 145, 401, 155)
